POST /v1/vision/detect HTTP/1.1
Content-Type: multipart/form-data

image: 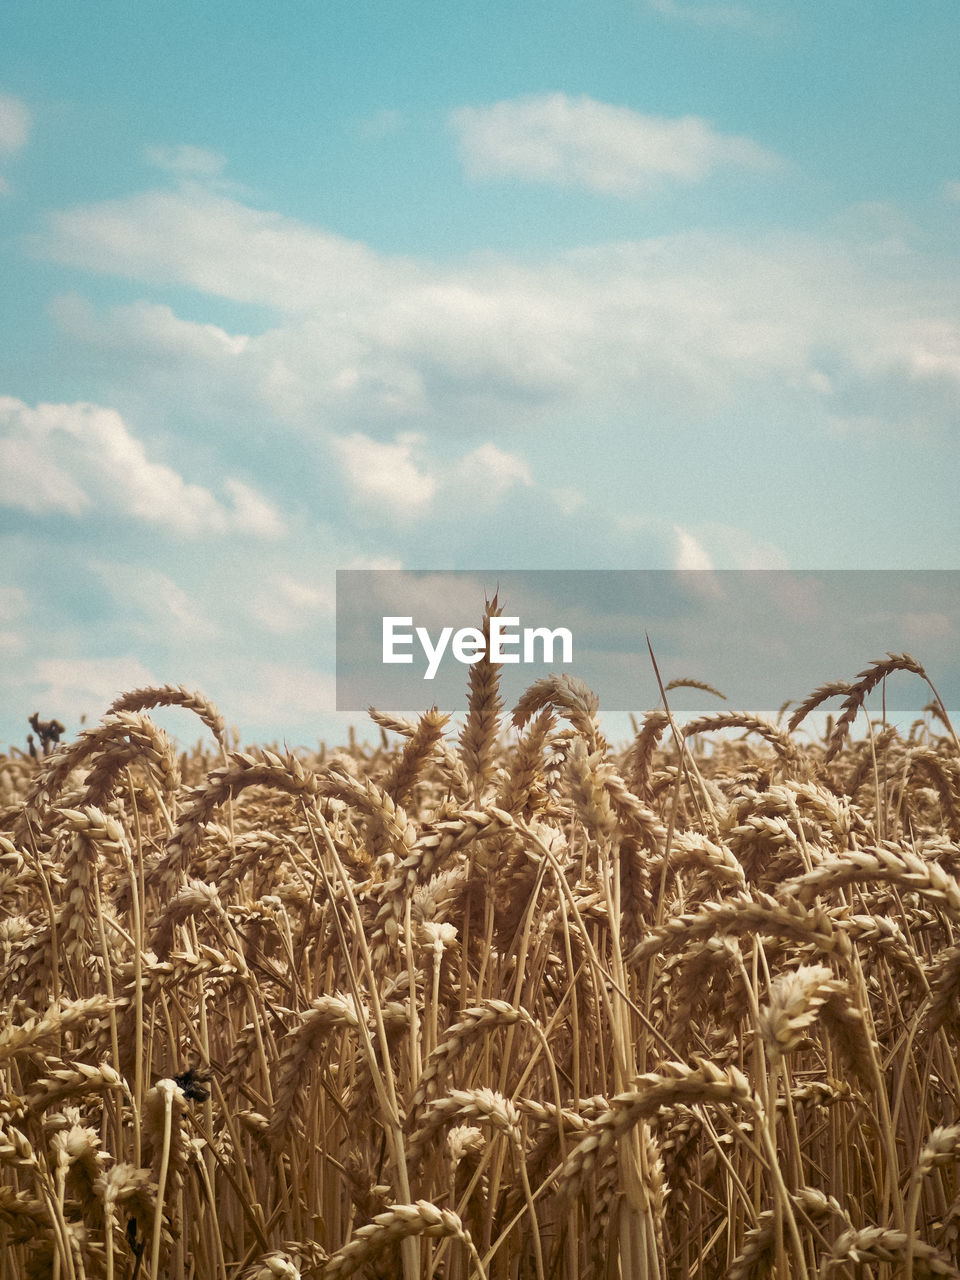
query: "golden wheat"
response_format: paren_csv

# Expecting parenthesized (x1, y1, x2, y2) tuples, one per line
(1, 643, 959, 1278)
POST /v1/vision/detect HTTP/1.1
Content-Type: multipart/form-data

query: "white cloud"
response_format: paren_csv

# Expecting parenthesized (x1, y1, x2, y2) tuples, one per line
(332, 431, 438, 514)
(455, 443, 533, 496)
(344, 554, 405, 571)
(551, 487, 587, 515)
(217, 660, 337, 726)
(38, 186, 419, 313)
(647, 0, 773, 32)
(899, 611, 954, 644)
(450, 93, 779, 195)
(14, 649, 342, 748)
(37, 183, 960, 445)
(0, 92, 30, 154)
(0, 585, 28, 621)
(633, 521, 787, 572)
(251, 574, 336, 635)
(93, 562, 219, 640)
(33, 656, 159, 725)
(52, 294, 249, 358)
(0, 396, 283, 537)
(363, 572, 498, 630)
(332, 432, 535, 519)
(673, 526, 714, 571)
(145, 144, 228, 176)
(223, 478, 285, 537)
(0, 91, 30, 196)
(676, 523, 789, 570)
(0, 588, 27, 665)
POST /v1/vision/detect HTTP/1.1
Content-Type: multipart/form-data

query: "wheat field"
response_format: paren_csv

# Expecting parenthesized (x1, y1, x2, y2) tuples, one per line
(2, 627, 960, 1278)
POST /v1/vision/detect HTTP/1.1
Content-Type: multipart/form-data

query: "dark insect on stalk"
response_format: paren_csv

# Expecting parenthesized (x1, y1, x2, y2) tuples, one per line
(174, 1065, 213, 1102)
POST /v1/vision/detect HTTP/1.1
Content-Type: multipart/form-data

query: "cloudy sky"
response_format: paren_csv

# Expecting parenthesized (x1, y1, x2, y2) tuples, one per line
(1, 1, 958, 747)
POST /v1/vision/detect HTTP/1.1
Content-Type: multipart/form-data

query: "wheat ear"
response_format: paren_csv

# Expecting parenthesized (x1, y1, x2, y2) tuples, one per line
(459, 595, 505, 803)
(108, 684, 227, 747)
(324, 1201, 486, 1279)
(825, 652, 928, 763)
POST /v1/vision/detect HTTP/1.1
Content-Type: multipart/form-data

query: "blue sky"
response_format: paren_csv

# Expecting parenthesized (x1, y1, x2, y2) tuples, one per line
(1, 1, 958, 748)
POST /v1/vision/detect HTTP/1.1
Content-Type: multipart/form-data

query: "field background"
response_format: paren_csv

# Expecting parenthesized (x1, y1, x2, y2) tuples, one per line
(3, 641, 960, 1277)
(2, 7, 959, 1273)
